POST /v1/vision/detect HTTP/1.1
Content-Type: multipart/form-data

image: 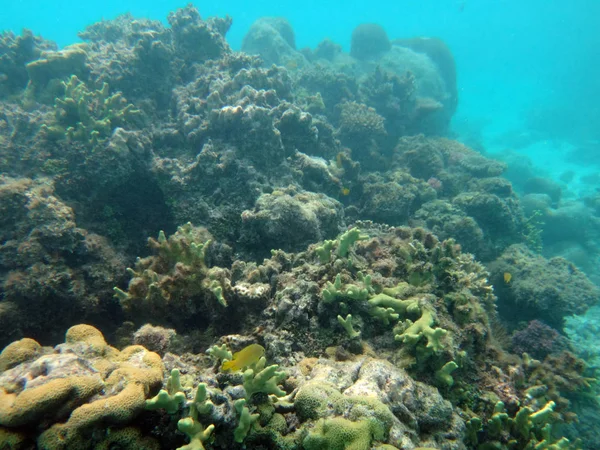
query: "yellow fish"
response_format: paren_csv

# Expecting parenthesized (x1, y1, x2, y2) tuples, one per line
(285, 59, 299, 70)
(335, 152, 344, 168)
(221, 343, 265, 372)
(504, 272, 512, 284)
(341, 187, 350, 196)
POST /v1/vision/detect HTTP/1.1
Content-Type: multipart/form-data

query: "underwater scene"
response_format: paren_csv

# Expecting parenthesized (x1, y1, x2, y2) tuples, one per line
(1, 0, 599, 448)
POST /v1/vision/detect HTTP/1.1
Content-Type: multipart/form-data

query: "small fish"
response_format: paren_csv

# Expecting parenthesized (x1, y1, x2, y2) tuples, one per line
(335, 152, 344, 168)
(503, 272, 512, 284)
(341, 187, 351, 196)
(285, 59, 299, 70)
(221, 343, 265, 371)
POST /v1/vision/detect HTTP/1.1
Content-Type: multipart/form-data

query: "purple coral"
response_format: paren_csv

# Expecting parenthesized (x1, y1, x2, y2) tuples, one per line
(511, 320, 569, 360)
(133, 324, 176, 356)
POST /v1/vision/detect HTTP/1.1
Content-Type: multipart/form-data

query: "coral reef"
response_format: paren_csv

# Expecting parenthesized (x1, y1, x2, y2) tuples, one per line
(511, 320, 570, 360)
(242, 17, 305, 68)
(113, 222, 234, 329)
(1, 224, 592, 448)
(0, 3, 597, 448)
(239, 187, 345, 255)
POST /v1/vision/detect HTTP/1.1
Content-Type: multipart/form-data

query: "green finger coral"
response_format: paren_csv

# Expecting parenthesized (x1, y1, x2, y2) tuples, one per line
(337, 314, 361, 338)
(394, 308, 447, 353)
(337, 228, 368, 257)
(233, 399, 259, 443)
(243, 356, 287, 399)
(42, 75, 141, 145)
(145, 369, 186, 414)
(113, 223, 229, 327)
(322, 272, 372, 303)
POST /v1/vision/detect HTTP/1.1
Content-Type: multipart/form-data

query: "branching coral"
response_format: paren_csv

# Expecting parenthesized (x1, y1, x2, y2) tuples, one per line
(469, 400, 577, 450)
(242, 356, 287, 400)
(145, 369, 215, 450)
(41, 75, 141, 145)
(113, 223, 230, 326)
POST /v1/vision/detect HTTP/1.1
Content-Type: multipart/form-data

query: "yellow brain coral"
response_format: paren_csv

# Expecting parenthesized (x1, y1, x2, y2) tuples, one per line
(0, 337, 42, 372)
(0, 324, 165, 449)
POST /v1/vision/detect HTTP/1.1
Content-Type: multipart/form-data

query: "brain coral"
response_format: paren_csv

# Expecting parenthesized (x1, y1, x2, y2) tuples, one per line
(0, 324, 164, 449)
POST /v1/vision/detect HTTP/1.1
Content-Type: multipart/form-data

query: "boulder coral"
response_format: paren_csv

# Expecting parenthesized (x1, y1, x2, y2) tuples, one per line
(489, 244, 599, 328)
(350, 23, 392, 61)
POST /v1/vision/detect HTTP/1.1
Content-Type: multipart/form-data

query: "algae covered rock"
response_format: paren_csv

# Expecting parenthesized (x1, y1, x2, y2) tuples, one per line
(242, 17, 306, 68)
(489, 244, 600, 328)
(240, 187, 345, 255)
(167, 3, 232, 63)
(0, 29, 57, 98)
(25, 44, 90, 101)
(294, 357, 463, 449)
(0, 176, 126, 347)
